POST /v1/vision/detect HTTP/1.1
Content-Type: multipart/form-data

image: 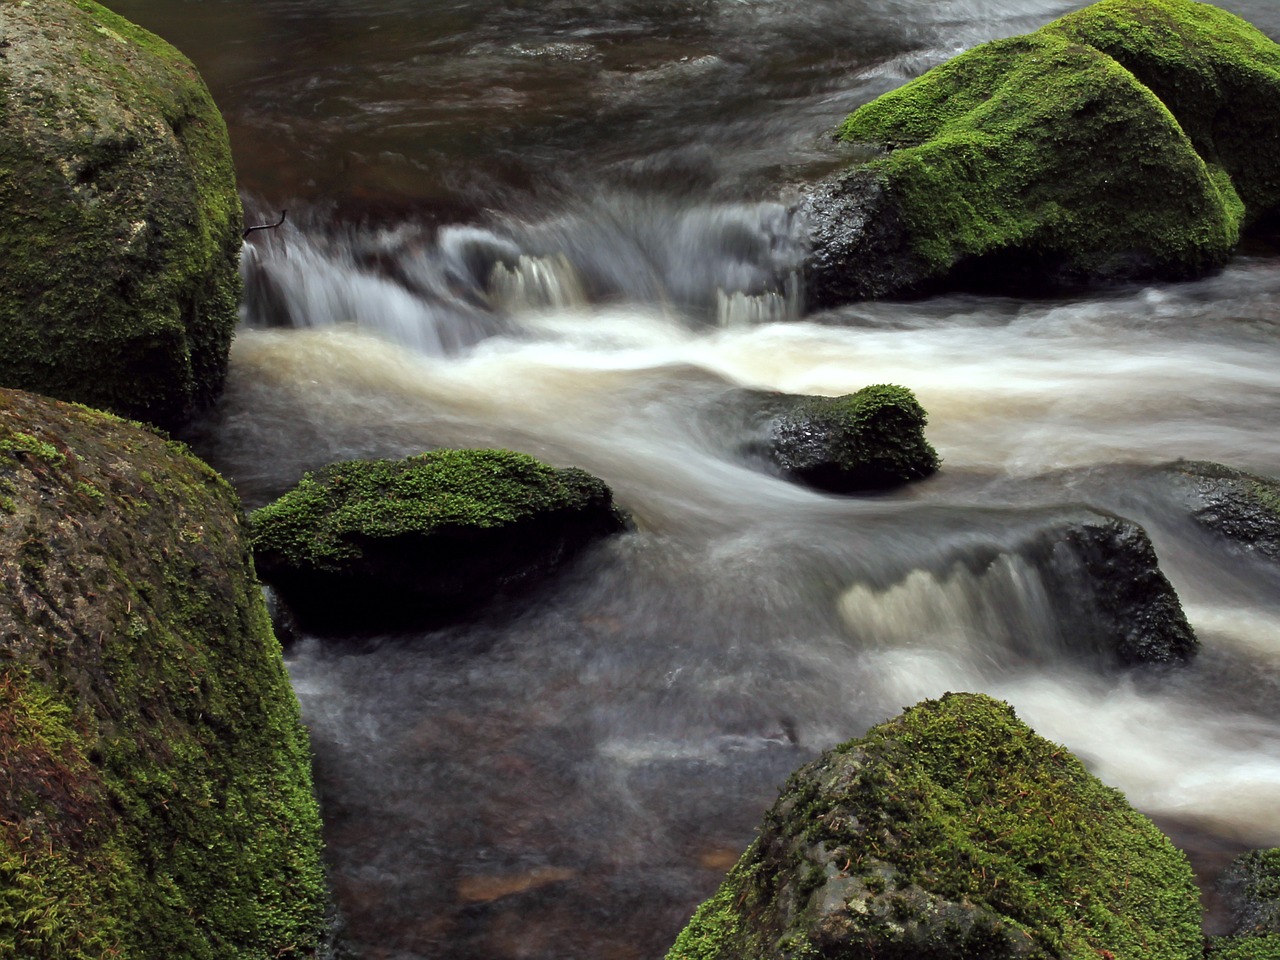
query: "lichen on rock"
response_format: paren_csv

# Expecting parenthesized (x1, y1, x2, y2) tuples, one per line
(249, 448, 632, 632)
(0, 387, 328, 959)
(667, 693, 1202, 960)
(803, 0, 1280, 304)
(0, 0, 242, 429)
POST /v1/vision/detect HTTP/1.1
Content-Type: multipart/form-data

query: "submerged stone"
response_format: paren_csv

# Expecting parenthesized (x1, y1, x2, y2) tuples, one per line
(766, 385, 941, 492)
(803, 0, 1280, 304)
(666, 693, 1202, 960)
(0, 388, 327, 958)
(1157, 460, 1280, 562)
(0, 0, 242, 429)
(249, 448, 631, 632)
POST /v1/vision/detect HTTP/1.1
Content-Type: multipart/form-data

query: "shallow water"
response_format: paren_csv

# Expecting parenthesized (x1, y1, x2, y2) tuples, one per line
(107, 0, 1280, 956)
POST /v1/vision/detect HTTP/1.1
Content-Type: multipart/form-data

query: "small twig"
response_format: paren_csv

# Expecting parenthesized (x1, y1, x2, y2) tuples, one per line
(242, 209, 287, 239)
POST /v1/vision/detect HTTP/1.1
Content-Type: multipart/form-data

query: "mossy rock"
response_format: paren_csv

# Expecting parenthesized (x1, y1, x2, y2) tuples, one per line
(0, 0, 242, 430)
(666, 693, 1202, 960)
(0, 388, 327, 959)
(804, 0, 1280, 304)
(1219, 848, 1280, 937)
(766, 385, 940, 492)
(1051, 0, 1280, 230)
(249, 449, 631, 632)
(1156, 461, 1280, 562)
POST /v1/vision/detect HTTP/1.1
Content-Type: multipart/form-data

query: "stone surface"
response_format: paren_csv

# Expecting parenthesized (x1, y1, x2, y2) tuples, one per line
(249, 448, 631, 632)
(803, 0, 1280, 305)
(1158, 460, 1280, 562)
(667, 693, 1202, 960)
(0, 388, 327, 959)
(0, 0, 242, 429)
(765, 385, 940, 493)
(1024, 508, 1199, 665)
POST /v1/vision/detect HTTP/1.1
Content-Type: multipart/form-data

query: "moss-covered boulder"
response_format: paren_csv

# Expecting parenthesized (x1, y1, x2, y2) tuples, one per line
(765, 385, 940, 492)
(249, 449, 631, 632)
(0, 388, 327, 959)
(0, 0, 242, 429)
(667, 693, 1201, 960)
(803, 0, 1280, 304)
(1156, 461, 1280, 562)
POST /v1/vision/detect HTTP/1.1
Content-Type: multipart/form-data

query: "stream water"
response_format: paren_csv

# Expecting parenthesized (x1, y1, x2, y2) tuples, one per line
(108, 0, 1280, 957)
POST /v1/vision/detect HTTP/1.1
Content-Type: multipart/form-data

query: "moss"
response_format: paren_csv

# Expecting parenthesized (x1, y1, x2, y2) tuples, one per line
(1049, 0, 1280, 227)
(0, 387, 328, 959)
(0, 0, 241, 430)
(0, 430, 66, 468)
(251, 448, 621, 572)
(837, 25, 1240, 288)
(667, 693, 1201, 960)
(1205, 935, 1280, 960)
(771, 384, 940, 491)
(1220, 847, 1280, 938)
(249, 449, 630, 631)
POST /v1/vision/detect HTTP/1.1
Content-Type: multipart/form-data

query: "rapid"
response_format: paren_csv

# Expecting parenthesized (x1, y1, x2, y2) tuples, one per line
(109, 0, 1280, 956)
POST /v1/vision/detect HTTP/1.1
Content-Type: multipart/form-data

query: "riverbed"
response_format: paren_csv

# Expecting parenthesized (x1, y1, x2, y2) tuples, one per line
(108, 1, 1280, 956)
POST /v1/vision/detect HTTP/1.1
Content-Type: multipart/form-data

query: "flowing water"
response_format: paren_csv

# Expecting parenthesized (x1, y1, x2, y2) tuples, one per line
(109, 0, 1280, 956)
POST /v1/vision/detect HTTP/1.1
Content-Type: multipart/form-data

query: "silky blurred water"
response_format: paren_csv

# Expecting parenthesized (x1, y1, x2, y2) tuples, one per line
(107, 0, 1280, 956)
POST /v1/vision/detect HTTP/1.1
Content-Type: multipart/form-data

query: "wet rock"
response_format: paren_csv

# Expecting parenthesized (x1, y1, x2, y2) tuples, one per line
(666, 693, 1202, 960)
(0, 388, 327, 957)
(0, 0, 241, 429)
(747, 385, 940, 492)
(1158, 461, 1280, 562)
(802, 0, 1280, 304)
(1208, 848, 1280, 959)
(1025, 508, 1199, 666)
(249, 449, 632, 633)
(1220, 848, 1280, 935)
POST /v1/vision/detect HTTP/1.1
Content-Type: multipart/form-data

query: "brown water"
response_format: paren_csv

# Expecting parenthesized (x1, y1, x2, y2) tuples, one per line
(106, 0, 1280, 957)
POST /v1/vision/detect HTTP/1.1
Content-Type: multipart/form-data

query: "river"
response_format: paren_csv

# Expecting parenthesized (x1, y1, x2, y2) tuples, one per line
(108, 1, 1280, 957)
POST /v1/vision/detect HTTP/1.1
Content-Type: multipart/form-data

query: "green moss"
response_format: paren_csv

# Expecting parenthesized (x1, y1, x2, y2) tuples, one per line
(0, 388, 327, 960)
(772, 384, 940, 491)
(838, 25, 1240, 285)
(0, 430, 66, 467)
(1050, 0, 1280, 226)
(1205, 935, 1280, 960)
(668, 872, 754, 960)
(250, 448, 619, 573)
(0, 0, 242, 429)
(667, 694, 1201, 960)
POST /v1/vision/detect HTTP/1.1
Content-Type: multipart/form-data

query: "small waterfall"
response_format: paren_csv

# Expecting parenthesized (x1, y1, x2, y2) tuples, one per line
(838, 555, 1064, 663)
(716, 272, 801, 327)
(488, 254, 589, 312)
(240, 223, 511, 355)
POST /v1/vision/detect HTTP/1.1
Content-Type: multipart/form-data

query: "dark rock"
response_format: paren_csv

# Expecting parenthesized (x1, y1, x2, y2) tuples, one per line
(1220, 848, 1280, 936)
(1208, 849, 1280, 960)
(1158, 460, 1280, 562)
(249, 448, 631, 633)
(798, 169, 934, 308)
(0, 0, 242, 430)
(0, 388, 327, 958)
(752, 385, 940, 492)
(666, 693, 1202, 960)
(1024, 508, 1199, 666)
(801, 0, 1280, 304)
